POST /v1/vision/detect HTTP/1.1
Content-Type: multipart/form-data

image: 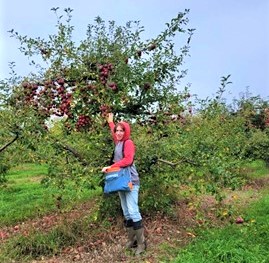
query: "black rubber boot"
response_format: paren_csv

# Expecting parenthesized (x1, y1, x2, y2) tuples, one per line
(133, 220, 146, 256)
(124, 219, 137, 249)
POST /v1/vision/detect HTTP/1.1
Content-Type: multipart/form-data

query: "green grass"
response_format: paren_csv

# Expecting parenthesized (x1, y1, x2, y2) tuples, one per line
(172, 193, 269, 262)
(171, 174, 269, 262)
(243, 159, 269, 178)
(0, 163, 100, 227)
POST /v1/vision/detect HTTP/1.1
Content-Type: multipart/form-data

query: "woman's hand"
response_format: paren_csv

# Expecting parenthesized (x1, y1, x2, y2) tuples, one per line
(106, 113, 114, 123)
(102, 166, 111, 173)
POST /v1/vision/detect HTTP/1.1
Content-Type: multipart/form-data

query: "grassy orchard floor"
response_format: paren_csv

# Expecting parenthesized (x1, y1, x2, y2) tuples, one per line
(0, 163, 100, 227)
(172, 188, 269, 263)
(0, 161, 269, 262)
(171, 160, 269, 263)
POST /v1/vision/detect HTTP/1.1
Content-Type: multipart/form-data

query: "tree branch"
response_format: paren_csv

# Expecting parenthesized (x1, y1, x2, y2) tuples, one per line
(0, 133, 19, 153)
(56, 142, 89, 166)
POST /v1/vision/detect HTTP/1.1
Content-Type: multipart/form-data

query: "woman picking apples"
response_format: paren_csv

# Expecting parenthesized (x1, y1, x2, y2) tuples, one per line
(102, 113, 146, 256)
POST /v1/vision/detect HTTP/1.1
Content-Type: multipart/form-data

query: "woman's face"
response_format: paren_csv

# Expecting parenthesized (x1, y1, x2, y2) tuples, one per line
(115, 125, 125, 141)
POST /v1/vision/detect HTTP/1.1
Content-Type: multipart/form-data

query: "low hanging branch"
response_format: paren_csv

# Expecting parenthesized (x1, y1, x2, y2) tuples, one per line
(56, 142, 89, 166)
(0, 133, 19, 153)
(56, 141, 197, 168)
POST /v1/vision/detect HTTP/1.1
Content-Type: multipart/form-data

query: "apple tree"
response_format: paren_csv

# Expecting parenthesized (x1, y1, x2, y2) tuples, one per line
(7, 7, 194, 130)
(1, 7, 195, 211)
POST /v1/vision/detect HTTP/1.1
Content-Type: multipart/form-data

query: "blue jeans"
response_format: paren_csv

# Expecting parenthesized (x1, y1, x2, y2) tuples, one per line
(118, 185, 142, 222)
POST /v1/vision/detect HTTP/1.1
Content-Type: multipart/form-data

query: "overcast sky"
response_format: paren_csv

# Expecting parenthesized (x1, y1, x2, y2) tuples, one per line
(1, 0, 268, 102)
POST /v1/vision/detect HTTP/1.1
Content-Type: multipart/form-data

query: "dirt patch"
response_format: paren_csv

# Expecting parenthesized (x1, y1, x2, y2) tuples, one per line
(30, 211, 198, 263)
(29, 175, 44, 183)
(0, 199, 99, 243)
(27, 196, 239, 263)
(244, 176, 269, 190)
